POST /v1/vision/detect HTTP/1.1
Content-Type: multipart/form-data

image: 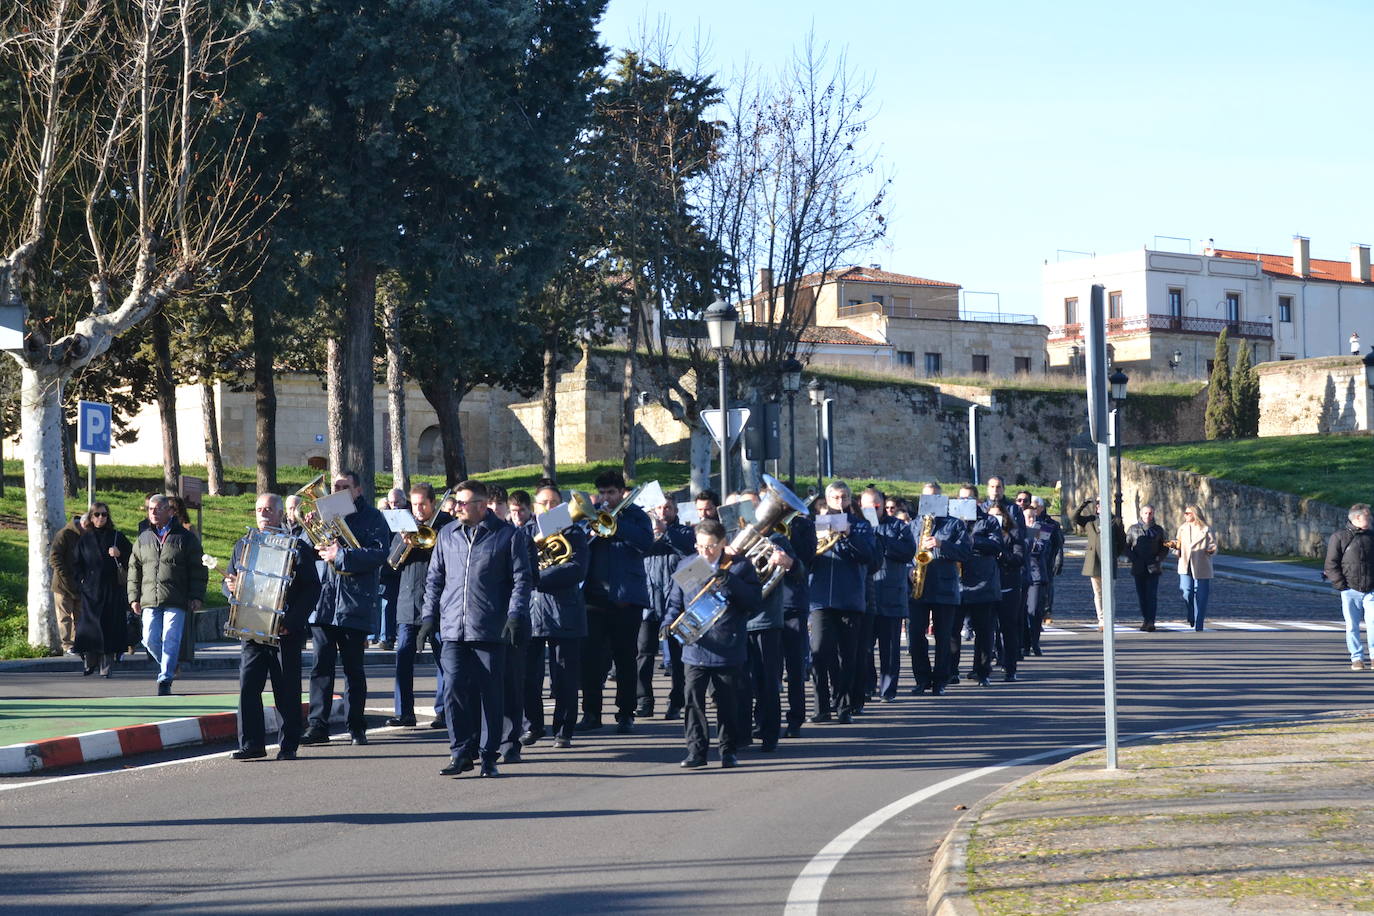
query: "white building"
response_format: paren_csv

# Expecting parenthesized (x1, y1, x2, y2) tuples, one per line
(1043, 237, 1374, 376)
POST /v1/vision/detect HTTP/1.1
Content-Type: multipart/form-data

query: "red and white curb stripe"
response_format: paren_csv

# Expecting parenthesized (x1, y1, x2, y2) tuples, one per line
(0, 701, 341, 775)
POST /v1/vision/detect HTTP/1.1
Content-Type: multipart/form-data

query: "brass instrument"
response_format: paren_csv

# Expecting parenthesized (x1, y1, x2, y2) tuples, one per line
(588, 484, 644, 539)
(294, 474, 361, 550)
(387, 488, 451, 569)
(535, 492, 593, 569)
(910, 513, 935, 600)
(815, 526, 845, 557)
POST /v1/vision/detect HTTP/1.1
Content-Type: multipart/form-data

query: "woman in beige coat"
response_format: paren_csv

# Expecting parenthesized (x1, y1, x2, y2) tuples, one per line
(1174, 504, 1218, 631)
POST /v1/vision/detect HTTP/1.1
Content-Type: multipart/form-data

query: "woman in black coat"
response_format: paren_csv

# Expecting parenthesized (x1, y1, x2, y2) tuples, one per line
(72, 502, 133, 677)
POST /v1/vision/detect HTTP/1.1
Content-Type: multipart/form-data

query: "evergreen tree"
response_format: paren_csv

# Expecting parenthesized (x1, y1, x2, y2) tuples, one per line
(1204, 329, 1236, 440)
(1231, 339, 1260, 438)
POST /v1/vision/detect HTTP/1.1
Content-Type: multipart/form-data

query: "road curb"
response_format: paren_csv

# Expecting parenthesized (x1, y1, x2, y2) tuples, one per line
(0, 647, 405, 673)
(926, 765, 1040, 916)
(0, 701, 343, 776)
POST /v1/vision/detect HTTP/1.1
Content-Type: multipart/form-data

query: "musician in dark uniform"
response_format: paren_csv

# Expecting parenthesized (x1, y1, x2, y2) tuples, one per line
(779, 511, 816, 737)
(578, 470, 653, 734)
(226, 493, 321, 760)
(640, 497, 694, 720)
(808, 481, 876, 724)
(664, 519, 762, 768)
(386, 483, 452, 728)
(498, 490, 533, 763)
(521, 486, 589, 749)
(955, 485, 1007, 688)
(909, 483, 973, 695)
(862, 488, 915, 702)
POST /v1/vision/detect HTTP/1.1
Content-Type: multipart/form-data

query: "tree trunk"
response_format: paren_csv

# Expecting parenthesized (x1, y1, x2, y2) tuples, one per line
(326, 334, 346, 483)
(419, 377, 468, 484)
(152, 312, 181, 494)
(21, 364, 66, 650)
(335, 252, 377, 495)
(383, 296, 408, 493)
(540, 335, 558, 481)
(689, 424, 712, 495)
(201, 379, 226, 496)
(251, 299, 277, 494)
(621, 305, 640, 482)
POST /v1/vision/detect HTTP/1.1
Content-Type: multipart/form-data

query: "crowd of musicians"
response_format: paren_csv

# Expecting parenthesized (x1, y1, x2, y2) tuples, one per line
(217, 469, 1086, 774)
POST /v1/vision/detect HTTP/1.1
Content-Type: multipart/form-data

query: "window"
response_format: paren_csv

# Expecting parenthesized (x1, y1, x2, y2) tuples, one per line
(924, 352, 942, 377)
(1064, 297, 1078, 324)
(896, 350, 915, 368)
(1014, 356, 1031, 374)
(1278, 295, 1293, 323)
(1225, 291, 1240, 322)
(1167, 288, 1183, 317)
(1108, 291, 1123, 319)
(847, 299, 862, 309)
(1279, 354, 1296, 361)
(972, 354, 990, 373)
(872, 294, 885, 307)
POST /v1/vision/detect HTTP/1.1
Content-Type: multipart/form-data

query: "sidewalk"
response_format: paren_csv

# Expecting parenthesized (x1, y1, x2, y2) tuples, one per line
(929, 710, 1374, 915)
(1061, 534, 1328, 595)
(0, 640, 405, 673)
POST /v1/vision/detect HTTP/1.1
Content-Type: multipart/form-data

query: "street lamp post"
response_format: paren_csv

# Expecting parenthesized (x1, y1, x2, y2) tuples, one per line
(704, 299, 739, 498)
(1168, 348, 1183, 377)
(781, 358, 803, 488)
(1109, 367, 1129, 520)
(1363, 346, 1374, 436)
(808, 377, 826, 494)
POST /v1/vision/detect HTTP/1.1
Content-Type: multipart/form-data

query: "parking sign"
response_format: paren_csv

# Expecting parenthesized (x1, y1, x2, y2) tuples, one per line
(78, 401, 112, 455)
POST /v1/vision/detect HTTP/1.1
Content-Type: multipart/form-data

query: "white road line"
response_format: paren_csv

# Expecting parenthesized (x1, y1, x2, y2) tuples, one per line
(1155, 623, 1195, 631)
(1210, 622, 1279, 631)
(1276, 621, 1344, 631)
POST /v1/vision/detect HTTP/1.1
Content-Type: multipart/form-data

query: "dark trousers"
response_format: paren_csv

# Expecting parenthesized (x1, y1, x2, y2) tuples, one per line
(810, 608, 861, 717)
(1025, 583, 1047, 650)
(960, 602, 997, 680)
(500, 636, 529, 754)
(1133, 573, 1160, 625)
(308, 624, 367, 735)
(739, 628, 782, 746)
(855, 612, 877, 705)
(995, 588, 1023, 675)
(525, 636, 580, 740)
(635, 617, 661, 714)
(684, 664, 743, 759)
(910, 601, 960, 688)
(439, 640, 504, 764)
(874, 615, 903, 699)
(663, 634, 684, 712)
(393, 622, 444, 719)
(238, 633, 304, 752)
(781, 614, 809, 727)
(581, 604, 640, 722)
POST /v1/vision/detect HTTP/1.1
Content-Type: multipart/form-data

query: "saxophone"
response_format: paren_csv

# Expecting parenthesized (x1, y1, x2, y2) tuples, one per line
(909, 514, 935, 600)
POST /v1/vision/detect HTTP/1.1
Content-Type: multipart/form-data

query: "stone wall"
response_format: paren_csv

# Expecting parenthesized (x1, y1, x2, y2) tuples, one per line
(1257, 354, 1371, 436)
(1063, 450, 1347, 559)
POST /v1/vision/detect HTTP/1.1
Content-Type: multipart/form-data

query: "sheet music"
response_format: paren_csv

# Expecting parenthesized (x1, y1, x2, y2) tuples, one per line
(676, 501, 700, 525)
(382, 509, 418, 533)
(918, 494, 949, 518)
(536, 502, 573, 537)
(948, 498, 978, 521)
(314, 490, 355, 522)
(814, 513, 850, 533)
(633, 480, 667, 510)
(671, 555, 716, 596)
(861, 506, 880, 527)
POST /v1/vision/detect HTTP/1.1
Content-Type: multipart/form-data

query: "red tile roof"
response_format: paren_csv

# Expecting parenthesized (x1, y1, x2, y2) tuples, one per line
(799, 265, 960, 289)
(1210, 248, 1372, 285)
(798, 325, 888, 347)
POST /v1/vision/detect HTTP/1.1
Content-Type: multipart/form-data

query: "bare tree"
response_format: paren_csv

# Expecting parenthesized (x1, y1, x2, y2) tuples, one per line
(0, 0, 264, 649)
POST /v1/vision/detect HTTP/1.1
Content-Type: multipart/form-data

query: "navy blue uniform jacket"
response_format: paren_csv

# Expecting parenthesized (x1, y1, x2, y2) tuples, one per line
(912, 515, 973, 606)
(584, 502, 653, 609)
(666, 553, 763, 668)
(421, 511, 533, 642)
(526, 519, 590, 639)
(870, 515, 917, 618)
(808, 513, 877, 613)
(312, 497, 390, 632)
(644, 522, 695, 621)
(958, 514, 1006, 604)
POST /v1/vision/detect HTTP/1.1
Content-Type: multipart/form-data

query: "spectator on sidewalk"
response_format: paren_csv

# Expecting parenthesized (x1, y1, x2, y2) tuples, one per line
(1173, 504, 1218, 632)
(1072, 497, 1126, 631)
(1125, 505, 1169, 632)
(1325, 503, 1374, 671)
(73, 503, 132, 677)
(128, 495, 208, 695)
(49, 513, 86, 655)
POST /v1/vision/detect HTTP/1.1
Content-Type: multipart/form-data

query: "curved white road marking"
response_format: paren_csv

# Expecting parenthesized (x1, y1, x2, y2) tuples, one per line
(783, 714, 1303, 914)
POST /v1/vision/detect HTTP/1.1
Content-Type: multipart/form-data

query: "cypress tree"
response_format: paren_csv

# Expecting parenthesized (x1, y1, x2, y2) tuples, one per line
(1204, 329, 1236, 440)
(1231, 339, 1260, 437)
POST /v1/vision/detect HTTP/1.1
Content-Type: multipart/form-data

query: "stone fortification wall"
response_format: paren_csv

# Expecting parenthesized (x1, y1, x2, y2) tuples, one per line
(1256, 355, 1371, 437)
(1063, 450, 1347, 559)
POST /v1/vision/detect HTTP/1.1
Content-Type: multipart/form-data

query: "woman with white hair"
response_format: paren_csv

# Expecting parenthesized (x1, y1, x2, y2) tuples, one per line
(1173, 504, 1218, 631)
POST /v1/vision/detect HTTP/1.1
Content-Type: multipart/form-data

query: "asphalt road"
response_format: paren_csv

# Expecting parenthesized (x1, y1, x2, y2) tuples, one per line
(2, 575, 1369, 915)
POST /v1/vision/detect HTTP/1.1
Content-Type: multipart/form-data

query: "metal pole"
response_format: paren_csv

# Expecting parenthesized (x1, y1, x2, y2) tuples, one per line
(968, 405, 980, 484)
(814, 403, 824, 494)
(787, 393, 796, 489)
(1098, 439, 1119, 770)
(717, 353, 730, 499)
(87, 452, 95, 506)
(1113, 407, 1123, 520)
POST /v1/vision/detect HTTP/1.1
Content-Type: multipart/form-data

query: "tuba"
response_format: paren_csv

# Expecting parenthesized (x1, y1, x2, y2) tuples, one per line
(741, 475, 810, 598)
(295, 474, 361, 550)
(536, 492, 593, 570)
(910, 514, 935, 600)
(587, 484, 644, 539)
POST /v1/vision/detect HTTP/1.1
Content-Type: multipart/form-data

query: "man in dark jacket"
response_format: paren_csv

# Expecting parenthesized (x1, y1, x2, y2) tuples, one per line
(909, 483, 974, 695)
(1125, 505, 1169, 632)
(387, 483, 453, 728)
(128, 495, 208, 695)
(301, 472, 390, 747)
(862, 488, 916, 702)
(1326, 504, 1374, 671)
(224, 493, 322, 760)
(50, 514, 86, 654)
(639, 497, 694, 720)
(779, 513, 816, 737)
(808, 481, 877, 724)
(955, 486, 1006, 688)
(1023, 496, 1063, 653)
(578, 470, 654, 734)
(522, 485, 590, 749)
(421, 479, 533, 778)
(665, 519, 763, 768)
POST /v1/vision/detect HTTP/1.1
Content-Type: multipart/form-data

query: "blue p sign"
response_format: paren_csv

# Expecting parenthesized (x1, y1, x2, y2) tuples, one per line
(78, 401, 113, 455)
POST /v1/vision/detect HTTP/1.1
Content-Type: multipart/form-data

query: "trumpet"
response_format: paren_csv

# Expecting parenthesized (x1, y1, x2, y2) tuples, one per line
(588, 484, 644, 539)
(387, 487, 451, 569)
(295, 474, 361, 550)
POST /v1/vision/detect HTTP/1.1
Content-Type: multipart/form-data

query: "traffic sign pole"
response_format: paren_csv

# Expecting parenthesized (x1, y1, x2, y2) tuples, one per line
(88, 453, 95, 507)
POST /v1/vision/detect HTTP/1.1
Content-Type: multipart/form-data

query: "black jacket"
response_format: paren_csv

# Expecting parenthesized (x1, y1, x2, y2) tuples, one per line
(746, 532, 793, 631)
(584, 502, 654, 609)
(222, 529, 323, 636)
(1326, 524, 1374, 593)
(527, 519, 590, 639)
(72, 526, 133, 654)
(666, 554, 763, 668)
(1025, 517, 1064, 584)
(644, 522, 695, 621)
(1125, 522, 1169, 577)
(779, 515, 817, 618)
(958, 514, 1005, 604)
(390, 512, 454, 627)
(312, 497, 391, 632)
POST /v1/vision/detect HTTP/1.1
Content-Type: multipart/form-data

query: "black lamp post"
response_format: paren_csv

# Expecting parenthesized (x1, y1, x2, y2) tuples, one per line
(781, 357, 803, 488)
(807, 377, 826, 494)
(704, 299, 738, 498)
(1109, 366, 1129, 519)
(1363, 347, 1374, 437)
(1168, 348, 1183, 376)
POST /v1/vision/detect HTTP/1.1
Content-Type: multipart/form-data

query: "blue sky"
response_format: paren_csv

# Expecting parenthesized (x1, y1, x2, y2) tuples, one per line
(598, 0, 1374, 323)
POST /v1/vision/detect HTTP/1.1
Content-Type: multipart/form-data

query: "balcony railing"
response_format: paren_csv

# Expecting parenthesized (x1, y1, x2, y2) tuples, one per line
(838, 300, 1038, 324)
(1049, 313, 1273, 341)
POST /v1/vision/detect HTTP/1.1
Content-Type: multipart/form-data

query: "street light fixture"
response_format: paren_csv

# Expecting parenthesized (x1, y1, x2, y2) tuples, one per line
(1168, 349, 1183, 376)
(704, 299, 738, 498)
(781, 357, 803, 488)
(1109, 367, 1129, 520)
(807, 377, 827, 494)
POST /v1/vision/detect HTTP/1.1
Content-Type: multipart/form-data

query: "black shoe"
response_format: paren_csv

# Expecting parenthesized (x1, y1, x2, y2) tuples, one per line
(231, 747, 266, 760)
(1004, 672, 1019, 682)
(836, 712, 852, 724)
(299, 730, 330, 746)
(385, 715, 416, 728)
(680, 756, 707, 769)
(351, 733, 368, 746)
(759, 741, 778, 753)
(500, 747, 521, 764)
(380, 641, 394, 651)
(275, 748, 297, 760)
(977, 677, 991, 687)
(429, 718, 446, 729)
(1031, 646, 1043, 657)
(615, 719, 634, 735)
(553, 736, 571, 748)
(1144, 623, 1157, 632)
(519, 728, 545, 746)
(784, 725, 802, 739)
(574, 717, 603, 732)
(635, 705, 653, 718)
(930, 685, 946, 696)
(809, 712, 832, 724)
(720, 754, 739, 769)
(947, 674, 960, 685)
(157, 680, 172, 696)
(910, 684, 929, 695)
(663, 706, 682, 721)
(479, 761, 500, 778)
(738, 736, 754, 748)
(82, 665, 96, 677)
(879, 695, 895, 703)
(440, 756, 474, 776)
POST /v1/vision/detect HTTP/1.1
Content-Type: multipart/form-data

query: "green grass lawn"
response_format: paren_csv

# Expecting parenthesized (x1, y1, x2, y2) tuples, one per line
(1124, 434, 1373, 508)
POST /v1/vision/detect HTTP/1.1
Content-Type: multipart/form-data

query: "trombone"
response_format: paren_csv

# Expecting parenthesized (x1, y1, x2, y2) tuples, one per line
(587, 484, 644, 539)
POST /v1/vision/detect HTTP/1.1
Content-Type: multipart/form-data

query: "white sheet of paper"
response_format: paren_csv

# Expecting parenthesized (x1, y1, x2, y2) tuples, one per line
(314, 490, 355, 522)
(677, 501, 700, 525)
(814, 513, 850, 533)
(671, 555, 716, 596)
(948, 498, 978, 521)
(536, 502, 573, 537)
(862, 506, 880, 527)
(918, 494, 949, 518)
(381, 509, 418, 533)
(633, 480, 667, 510)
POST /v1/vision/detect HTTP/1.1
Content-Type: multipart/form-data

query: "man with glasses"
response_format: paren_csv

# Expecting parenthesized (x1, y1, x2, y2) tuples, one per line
(387, 482, 453, 729)
(128, 495, 207, 695)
